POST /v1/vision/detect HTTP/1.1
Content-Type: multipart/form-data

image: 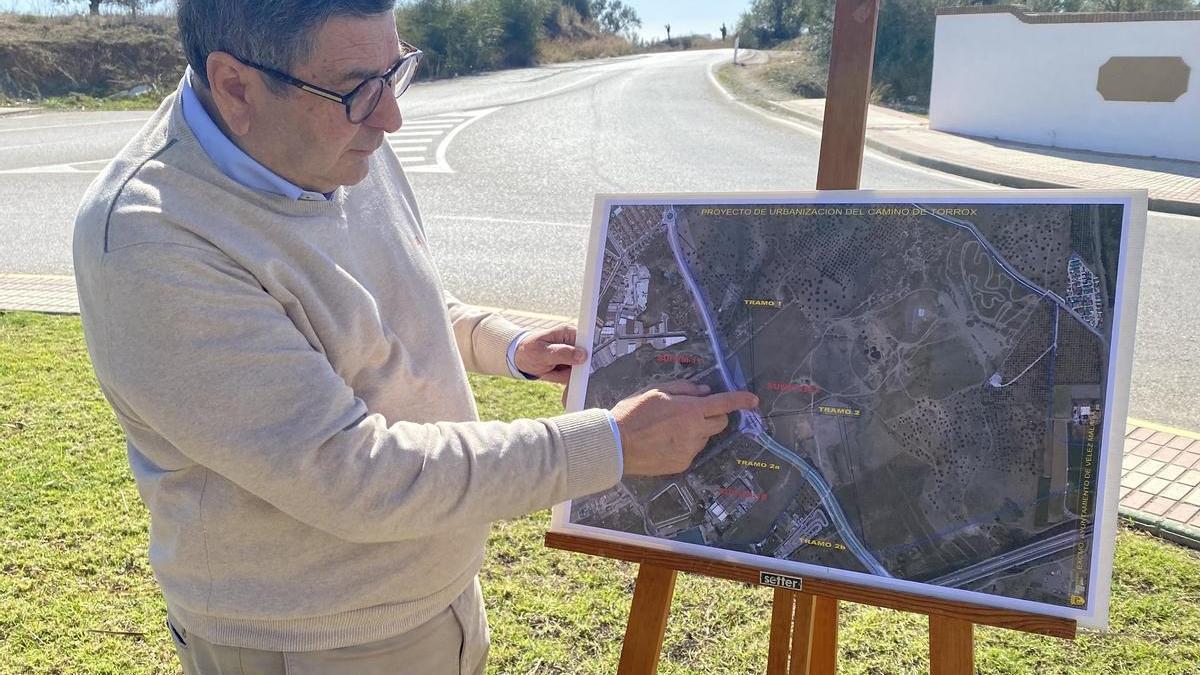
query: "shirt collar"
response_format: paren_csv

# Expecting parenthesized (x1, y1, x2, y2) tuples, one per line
(180, 69, 330, 202)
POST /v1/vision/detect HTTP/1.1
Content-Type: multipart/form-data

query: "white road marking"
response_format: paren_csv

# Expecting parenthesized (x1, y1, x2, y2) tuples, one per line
(1, 142, 65, 151)
(0, 109, 501, 176)
(0, 158, 110, 175)
(401, 107, 501, 174)
(0, 117, 149, 134)
(0, 163, 88, 174)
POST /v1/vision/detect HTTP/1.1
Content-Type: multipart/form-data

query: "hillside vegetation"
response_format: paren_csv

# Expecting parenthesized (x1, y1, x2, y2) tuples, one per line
(0, 14, 180, 101)
(0, 1, 725, 105)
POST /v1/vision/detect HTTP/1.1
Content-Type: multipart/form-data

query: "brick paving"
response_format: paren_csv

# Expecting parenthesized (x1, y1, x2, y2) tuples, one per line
(3, 273, 1197, 547)
(1122, 421, 1200, 538)
(773, 99, 1200, 216)
(0, 274, 79, 314)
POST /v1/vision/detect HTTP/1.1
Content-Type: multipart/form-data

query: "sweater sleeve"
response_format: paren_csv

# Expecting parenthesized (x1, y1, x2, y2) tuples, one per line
(444, 290, 528, 377)
(93, 243, 620, 543)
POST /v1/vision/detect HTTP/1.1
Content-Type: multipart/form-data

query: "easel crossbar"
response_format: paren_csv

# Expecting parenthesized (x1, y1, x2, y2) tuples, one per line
(544, 532, 1077, 640)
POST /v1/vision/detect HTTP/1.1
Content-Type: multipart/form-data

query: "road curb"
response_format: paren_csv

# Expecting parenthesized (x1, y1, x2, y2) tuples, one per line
(1119, 510, 1200, 550)
(1127, 417, 1200, 441)
(758, 100, 1200, 218)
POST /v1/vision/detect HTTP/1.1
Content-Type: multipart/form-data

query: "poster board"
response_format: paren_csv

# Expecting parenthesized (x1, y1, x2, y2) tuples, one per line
(551, 189, 1147, 630)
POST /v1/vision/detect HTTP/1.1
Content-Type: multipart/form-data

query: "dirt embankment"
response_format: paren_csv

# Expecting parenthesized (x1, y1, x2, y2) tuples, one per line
(0, 14, 185, 101)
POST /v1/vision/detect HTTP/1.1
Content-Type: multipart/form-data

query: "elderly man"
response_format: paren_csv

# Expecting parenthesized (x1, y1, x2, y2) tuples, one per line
(72, 1, 756, 673)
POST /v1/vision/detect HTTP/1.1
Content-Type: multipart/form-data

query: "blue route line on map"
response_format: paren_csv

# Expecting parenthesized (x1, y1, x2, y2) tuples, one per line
(660, 205, 892, 578)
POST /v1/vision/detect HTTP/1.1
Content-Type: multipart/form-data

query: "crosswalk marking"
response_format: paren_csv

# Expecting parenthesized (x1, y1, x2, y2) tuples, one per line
(0, 107, 502, 177)
(388, 107, 500, 174)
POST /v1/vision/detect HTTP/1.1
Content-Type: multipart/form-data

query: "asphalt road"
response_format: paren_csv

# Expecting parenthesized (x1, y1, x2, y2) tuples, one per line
(0, 50, 1195, 430)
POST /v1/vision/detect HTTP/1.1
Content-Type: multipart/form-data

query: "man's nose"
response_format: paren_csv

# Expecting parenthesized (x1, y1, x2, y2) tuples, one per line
(364, 91, 402, 133)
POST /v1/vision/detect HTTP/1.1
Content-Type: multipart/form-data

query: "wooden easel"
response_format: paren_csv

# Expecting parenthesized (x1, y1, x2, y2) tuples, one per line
(547, 0, 1079, 671)
(544, 533, 1076, 674)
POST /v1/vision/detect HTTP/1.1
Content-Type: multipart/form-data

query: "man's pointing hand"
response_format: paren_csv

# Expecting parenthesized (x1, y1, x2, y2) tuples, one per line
(612, 381, 760, 476)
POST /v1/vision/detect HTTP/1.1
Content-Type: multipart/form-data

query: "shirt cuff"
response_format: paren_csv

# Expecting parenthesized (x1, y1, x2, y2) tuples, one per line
(506, 331, 532, 379)
(605, 411, 624, 476)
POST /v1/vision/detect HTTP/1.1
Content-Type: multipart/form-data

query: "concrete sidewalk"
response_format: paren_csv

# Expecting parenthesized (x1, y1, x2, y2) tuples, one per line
(771, 99, 1200, 216)
(2, 271, 1197, 549)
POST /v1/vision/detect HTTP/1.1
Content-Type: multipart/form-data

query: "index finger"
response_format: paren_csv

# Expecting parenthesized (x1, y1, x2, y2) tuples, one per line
(544, 343, 588, 365)
(697, 390, 759, 416)
(541, 323, 577, 345)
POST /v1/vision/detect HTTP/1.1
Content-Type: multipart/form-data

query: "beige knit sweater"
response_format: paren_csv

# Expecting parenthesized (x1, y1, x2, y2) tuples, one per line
(72, 88, 620, 651)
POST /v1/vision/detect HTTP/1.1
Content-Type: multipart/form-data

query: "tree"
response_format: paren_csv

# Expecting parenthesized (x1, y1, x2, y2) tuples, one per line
(55, 0, 156, 17)
(664, 22, 671, 43)
(490, 0, 550, 68)
(397, 0, 503, 78)
(720, 23, 728, 41)
(561, 0, 592, 20)
(591, 0, 642, 35)
(734, 0, 815, 48)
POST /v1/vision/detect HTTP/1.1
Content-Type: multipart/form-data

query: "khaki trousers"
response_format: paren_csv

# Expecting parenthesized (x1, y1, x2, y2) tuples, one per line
(167, 580, 489, 675)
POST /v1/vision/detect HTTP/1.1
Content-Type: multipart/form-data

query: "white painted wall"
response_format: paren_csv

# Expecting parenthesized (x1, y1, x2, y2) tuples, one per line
(930, 12, 1200, 162)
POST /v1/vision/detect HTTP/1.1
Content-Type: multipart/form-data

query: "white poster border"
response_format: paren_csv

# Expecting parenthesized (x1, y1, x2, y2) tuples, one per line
(551, 189, 1148, 632)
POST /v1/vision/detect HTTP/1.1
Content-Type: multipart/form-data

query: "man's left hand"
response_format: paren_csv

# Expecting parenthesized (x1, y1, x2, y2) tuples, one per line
(514, 324, 587, 386)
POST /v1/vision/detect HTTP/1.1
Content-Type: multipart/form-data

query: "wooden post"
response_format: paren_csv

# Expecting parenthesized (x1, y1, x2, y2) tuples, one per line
(616, 564, 677, 675)
(767, 589, 796, 674)
(807, 597, 840, 674)
(778, 0, 882, 670)
(929, 615, 974, 675)
(817, 0, 882, 191)
(787, 593, 814, 674)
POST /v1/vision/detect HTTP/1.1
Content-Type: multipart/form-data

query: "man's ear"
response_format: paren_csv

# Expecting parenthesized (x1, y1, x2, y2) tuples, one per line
(204, 52, 257, 137)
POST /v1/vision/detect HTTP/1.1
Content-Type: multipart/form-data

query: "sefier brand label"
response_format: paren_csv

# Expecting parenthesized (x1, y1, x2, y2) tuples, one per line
(759, 572, 805, 591)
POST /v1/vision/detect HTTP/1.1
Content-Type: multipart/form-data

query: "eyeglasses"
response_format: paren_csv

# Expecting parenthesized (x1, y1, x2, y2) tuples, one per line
(233, 41, 423, 124)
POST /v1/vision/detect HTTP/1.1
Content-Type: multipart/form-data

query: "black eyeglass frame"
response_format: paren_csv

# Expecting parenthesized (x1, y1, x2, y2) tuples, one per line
(231, 40, 423, 123)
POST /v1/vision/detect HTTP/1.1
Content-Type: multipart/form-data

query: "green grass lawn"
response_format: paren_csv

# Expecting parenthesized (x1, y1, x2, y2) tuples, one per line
(2, 312, 1198, 674)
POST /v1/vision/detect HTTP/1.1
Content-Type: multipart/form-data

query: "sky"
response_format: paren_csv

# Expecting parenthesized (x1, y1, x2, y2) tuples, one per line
(625, 1, 750, 41)
(0, 0, 752, 41)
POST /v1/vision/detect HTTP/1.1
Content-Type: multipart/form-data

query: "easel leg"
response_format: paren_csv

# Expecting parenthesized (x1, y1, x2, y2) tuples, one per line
(929, 615, 974, 675)
(617, 564, 677, 675)
(767, 592, 839, 675)
(802, 596, 839, 674)
(767, 589, 795, 674)
(788, 592, 814, 675)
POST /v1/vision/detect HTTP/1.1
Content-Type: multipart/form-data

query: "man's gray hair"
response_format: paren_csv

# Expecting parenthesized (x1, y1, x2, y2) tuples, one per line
(178, 0, 397, 91)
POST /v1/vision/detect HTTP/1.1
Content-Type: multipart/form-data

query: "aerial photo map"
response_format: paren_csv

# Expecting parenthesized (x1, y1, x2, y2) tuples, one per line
(560, 194, 1139, 623)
